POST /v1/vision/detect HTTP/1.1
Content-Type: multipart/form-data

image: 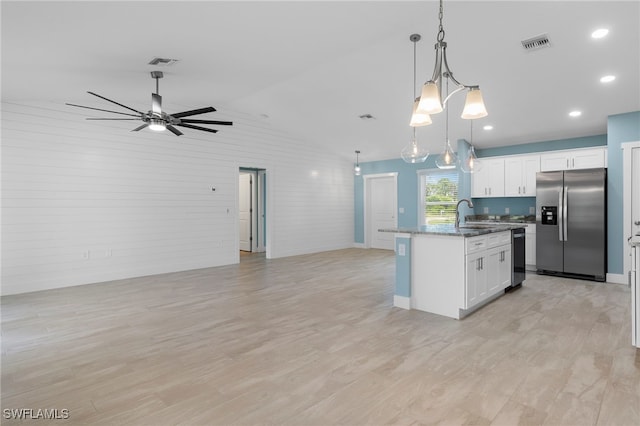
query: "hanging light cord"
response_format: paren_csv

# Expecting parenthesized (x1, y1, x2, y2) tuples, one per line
(412, 37, 418, 141)
(445, 77, 449, 143)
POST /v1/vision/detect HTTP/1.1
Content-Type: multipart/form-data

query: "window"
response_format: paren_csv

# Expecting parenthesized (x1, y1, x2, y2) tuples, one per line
(419, 169, 459, 225)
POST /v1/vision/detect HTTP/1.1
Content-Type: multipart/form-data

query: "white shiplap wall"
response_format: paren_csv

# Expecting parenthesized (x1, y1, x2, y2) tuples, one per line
(1, 101, 354, 295)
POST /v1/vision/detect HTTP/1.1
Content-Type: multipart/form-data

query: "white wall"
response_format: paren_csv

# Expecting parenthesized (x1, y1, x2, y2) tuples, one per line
(1, 101, 354, 295)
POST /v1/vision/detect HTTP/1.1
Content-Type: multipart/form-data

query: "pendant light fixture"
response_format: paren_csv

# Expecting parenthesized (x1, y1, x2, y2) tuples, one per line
(409, 34, 432, 127)
(435, 79, 458, 169)
(402, 34, 430, 164)
(460, 121, 482, 173)
(416, 0, 488, 120)
(354, 150, 362, 176)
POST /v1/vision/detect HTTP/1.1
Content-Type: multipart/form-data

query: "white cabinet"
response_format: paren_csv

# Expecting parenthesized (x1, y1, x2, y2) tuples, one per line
(525, 224, 536, 270)
(540, 147, 606, 172)
(464, 231, 511, 309)
(465, 252, 487, 308)
(472, 158, 505, 198)
(504, 155, 540, 197)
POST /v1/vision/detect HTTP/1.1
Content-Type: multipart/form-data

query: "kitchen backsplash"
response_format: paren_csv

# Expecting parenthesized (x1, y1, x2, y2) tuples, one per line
(471, 197, 536, 217)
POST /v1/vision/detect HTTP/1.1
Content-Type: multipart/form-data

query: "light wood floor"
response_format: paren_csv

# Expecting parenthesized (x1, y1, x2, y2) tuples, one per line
(2, 248, 639, 425)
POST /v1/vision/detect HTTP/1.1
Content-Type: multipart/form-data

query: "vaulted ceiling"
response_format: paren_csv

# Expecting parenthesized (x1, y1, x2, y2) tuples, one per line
(2, 1, 639, 161)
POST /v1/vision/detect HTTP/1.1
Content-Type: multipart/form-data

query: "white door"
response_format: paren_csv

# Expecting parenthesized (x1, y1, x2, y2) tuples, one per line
(367, 176, 396, 250)
(633, 147, 640, 238)
(239, 173, 252, 252)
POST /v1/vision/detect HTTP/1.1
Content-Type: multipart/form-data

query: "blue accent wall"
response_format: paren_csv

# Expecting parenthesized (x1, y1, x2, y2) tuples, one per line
(354, 139, 471, 243)
(472, 197, 536, 216)
(395, 236, 412, 297)
(607, 111, 640, 274)
(476, 134, 607, 158)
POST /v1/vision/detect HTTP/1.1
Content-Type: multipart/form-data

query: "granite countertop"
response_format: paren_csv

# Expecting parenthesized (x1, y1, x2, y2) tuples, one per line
(465, 214, 536, 224)
(379, 223, 526, 237)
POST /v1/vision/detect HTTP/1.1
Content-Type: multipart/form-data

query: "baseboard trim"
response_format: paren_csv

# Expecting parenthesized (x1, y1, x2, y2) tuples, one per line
(606, 273, 627, 285)
(393, 295, 411, 310)
(353, 243, 366, 249)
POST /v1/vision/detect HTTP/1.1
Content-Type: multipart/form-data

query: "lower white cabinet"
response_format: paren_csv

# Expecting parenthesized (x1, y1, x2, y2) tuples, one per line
(525, 224, 536, 270)
(464, 231, 511, 310)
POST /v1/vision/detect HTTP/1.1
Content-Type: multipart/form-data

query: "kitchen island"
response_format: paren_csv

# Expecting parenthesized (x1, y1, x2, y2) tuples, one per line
(380, 224, 525, 319)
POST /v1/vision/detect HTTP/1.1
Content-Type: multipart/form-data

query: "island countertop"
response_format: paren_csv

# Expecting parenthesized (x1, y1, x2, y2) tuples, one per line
(379, 223, 526, 237)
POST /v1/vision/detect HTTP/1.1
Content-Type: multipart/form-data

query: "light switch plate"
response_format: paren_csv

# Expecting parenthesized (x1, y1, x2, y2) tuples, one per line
(398, 243, 405, 256)
(530, 206, 535, 214)
(505, 207, 510, 214)
(483, 207, 489, 213)
(399, 207, 405, 214)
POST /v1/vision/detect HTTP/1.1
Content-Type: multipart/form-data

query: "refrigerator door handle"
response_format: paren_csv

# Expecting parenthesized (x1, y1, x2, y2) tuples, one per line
(564, 186, 569, 241)
(558, 191, 564, 241)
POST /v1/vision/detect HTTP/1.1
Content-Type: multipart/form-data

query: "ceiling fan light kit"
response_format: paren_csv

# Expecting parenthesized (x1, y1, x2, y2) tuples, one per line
(66, 71, 232, 136)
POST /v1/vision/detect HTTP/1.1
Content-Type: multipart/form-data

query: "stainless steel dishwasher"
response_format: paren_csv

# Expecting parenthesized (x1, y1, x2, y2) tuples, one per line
(508, 228, 526, 291)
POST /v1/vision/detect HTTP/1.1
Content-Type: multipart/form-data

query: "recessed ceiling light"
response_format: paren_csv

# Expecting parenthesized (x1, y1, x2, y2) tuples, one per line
(483, 125, 494, 131)
(600, 75, 616, 83)
(569, 110, 582, 117)
(591, 28, 609, 39)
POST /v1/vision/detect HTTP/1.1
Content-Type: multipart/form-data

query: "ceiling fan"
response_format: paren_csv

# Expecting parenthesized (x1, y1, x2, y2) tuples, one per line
(66, 71, 232, 136)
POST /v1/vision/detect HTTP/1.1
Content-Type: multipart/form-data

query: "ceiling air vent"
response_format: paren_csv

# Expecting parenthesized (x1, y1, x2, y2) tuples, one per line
(148, 57, 179, 66)
(521, 34, 551, 51)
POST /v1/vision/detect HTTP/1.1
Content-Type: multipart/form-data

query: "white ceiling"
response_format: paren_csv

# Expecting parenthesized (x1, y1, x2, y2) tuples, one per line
(2, 1, 639, 162)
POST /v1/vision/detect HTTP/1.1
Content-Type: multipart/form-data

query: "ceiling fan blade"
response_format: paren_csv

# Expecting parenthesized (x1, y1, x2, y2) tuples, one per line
(166, 125, 183, 136)
(170, 107, 216, 119)
(179, 119, 233, 126)
(66, 103, 141, 117)
(87, 91, 145, 115)
(175, 123, 218, 133)
(152, 93, 162, 115)
(131, 123, 150, 132)
(86, 118, 141, 120)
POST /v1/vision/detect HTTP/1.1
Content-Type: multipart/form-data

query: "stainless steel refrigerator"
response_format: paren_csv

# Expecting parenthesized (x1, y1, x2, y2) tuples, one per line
(536, 168, 607, 281)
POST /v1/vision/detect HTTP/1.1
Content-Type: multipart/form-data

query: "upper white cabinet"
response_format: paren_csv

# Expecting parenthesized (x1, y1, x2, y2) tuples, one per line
(540, 147, 606, 172)
(471, 158, 505, 198)
(504, 155, 540, 197)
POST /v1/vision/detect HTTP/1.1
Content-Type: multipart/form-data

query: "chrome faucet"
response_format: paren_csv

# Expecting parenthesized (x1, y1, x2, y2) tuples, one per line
(455, 199, 474, 228)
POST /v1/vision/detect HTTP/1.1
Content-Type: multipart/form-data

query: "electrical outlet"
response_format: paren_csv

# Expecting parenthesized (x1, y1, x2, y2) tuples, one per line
(529, 206, 535, 214)
(105, 249, 112, 258)
(82, 250, 90, 260)
(398, 243, 406, 256)
(483, 207, 489, 214)
(505, 207, 510, 214)
(399, 207, 405, 214)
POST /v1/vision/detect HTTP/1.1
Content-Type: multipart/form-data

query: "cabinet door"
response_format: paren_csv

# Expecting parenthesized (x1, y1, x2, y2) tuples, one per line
(572, 148, 605, 169)
(525, 229, 536, 270)
(540, 153, 570, 171)
(471, 168, 489, 198)
(465, 253, 487, 308)
(486, 248, 502, 294)
(487, 159, 505, 197)
(522, 156, 540, 196)
(499, 246, 512, 289)
(504, 158, 523, 196)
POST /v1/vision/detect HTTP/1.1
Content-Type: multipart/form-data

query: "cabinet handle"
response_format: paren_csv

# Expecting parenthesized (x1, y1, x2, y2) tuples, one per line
(566, 159, 569, 168)
(489, 188, 492, 195)
(518, 186, 521, 194)
(572, 158, 575, 168)
(523, 186, 526, 194)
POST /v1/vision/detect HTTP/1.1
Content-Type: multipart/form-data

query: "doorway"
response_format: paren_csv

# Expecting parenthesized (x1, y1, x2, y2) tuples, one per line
(623, 141, 640, 280)
(363, 173, 398, 250)
(239, 168, 266, 256)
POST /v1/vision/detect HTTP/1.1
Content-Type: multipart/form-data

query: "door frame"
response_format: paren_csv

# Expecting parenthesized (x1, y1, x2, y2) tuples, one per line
(237, 166, 270, 262)
(363, 172, 398, 249)
(238, 171, 255, 252)
(623, 141, 640, 283)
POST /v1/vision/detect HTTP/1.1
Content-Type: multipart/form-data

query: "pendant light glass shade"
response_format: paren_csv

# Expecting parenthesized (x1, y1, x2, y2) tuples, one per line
(435, 140, 458, 169)
(410, 98, 432, 127)
(461, 145, 482, 173)
(354, 150, 362, 176)
(401, 137, 429, 164)
(416, 81, 443, 115)
(461, 87, 488, 119)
